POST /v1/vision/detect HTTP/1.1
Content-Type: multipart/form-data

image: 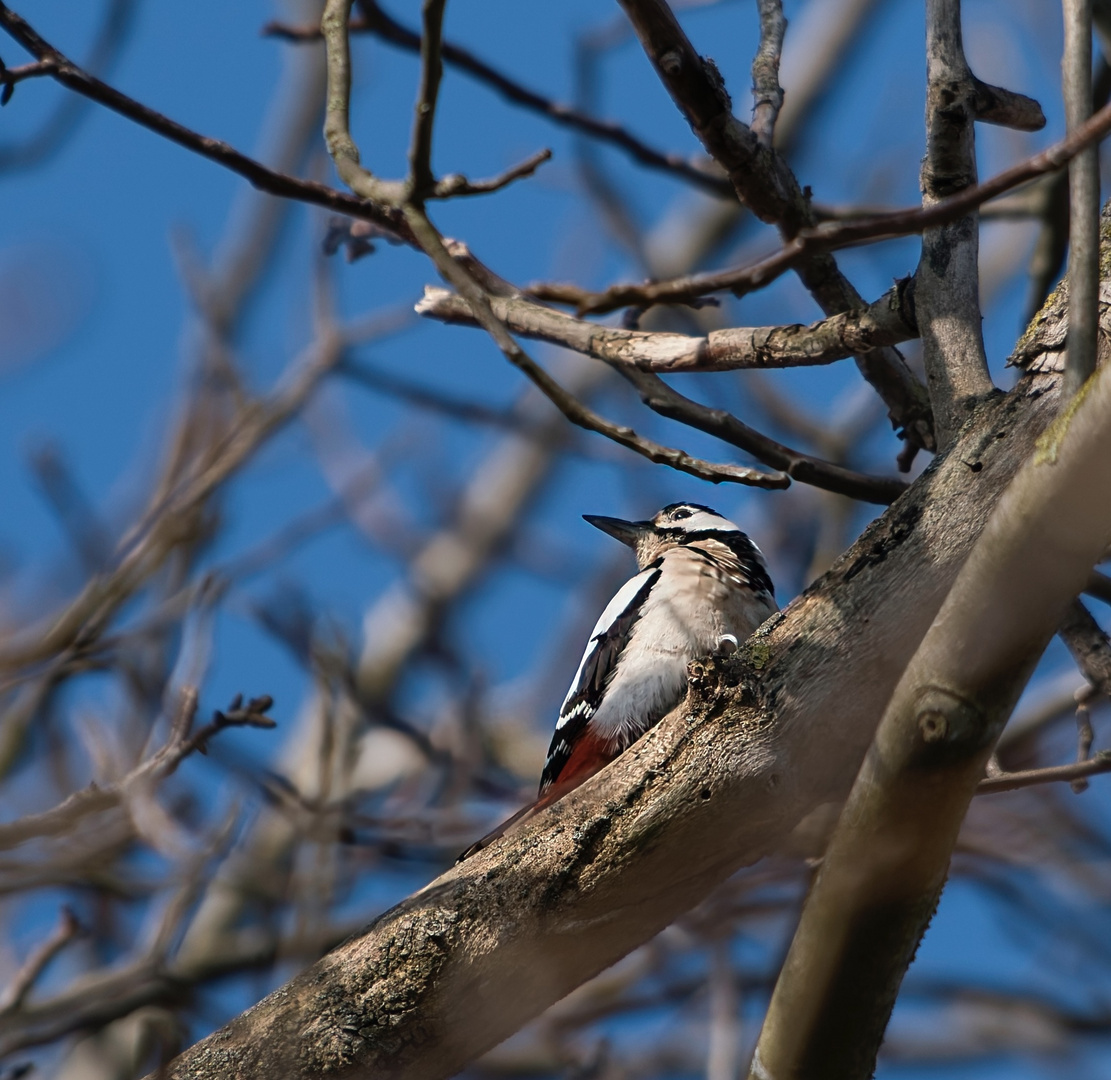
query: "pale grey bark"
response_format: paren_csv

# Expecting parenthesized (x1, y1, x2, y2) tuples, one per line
(1063, 0, 1101, 397)
(749, 306, 1111, 1080)
(417, 283, 917, 373)
(915, 0, 997, 447)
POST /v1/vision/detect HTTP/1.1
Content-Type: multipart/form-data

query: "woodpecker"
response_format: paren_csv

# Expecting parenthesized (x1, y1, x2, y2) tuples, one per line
(459, 503, 777, 860)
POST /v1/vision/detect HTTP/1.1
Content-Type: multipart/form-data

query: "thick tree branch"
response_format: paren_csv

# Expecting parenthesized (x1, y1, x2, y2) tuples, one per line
(156, 361, 1066, 1079)
(750, 335, 1111, 1079)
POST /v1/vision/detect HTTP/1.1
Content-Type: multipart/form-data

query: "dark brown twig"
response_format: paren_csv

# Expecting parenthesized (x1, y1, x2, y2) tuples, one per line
(0, 2, 417, 241)
(529, 101, 1111, 320)
(616, 0, 934, 453)
(261, 1, 734, 197)
(0, 56, 54, 103)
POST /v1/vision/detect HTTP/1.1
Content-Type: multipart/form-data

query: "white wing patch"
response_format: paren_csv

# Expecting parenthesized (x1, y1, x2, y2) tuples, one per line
(556, 566, 661, 725)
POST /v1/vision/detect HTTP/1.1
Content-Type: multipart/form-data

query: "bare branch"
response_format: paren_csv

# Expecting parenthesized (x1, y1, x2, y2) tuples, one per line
(1063, 0, 1101, 397)
(420, 280, 917, 372)
(750, 0, 786, 145)
(320, 0, 406, 204)
(617, 366, 907, 504)
(407, 0, 446, 199)
(0, 908, 81, 1015)
(913, 0, 997, 448)
(416, 286, 908, 503)
(0, 55, 55, 102)
(0, 2, 416, 243)
(262, 1, 734, 197)
(0, 690, 274, 851)
(615, 0, 934, 453)
(1059, 599, 1111, 699)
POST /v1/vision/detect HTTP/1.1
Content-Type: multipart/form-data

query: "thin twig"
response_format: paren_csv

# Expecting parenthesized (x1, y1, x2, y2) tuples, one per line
(0, 908, 81, 1015)
(261, 2, 734, 196)
(1073, 689, 1095, 793)
(977, 751, 1111, 794)
(407, 0, 447, 199)
(0, 1, 415, 241)
(0, 56, 54, 102)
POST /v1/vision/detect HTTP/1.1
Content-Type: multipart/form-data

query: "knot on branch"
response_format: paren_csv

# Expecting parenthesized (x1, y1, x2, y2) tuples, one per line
(911, 685, 986, 764)
(686, 629, 777, 721)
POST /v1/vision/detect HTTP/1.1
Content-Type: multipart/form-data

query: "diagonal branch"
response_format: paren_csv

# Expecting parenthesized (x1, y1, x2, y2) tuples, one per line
(0, 1, 416, 242)
(526, 107, 1111, 317)
(153, 361, 1067, 1080)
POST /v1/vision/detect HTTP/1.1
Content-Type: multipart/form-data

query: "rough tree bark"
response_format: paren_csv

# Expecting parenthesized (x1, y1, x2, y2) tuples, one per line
(151, 258, 1100, 1077)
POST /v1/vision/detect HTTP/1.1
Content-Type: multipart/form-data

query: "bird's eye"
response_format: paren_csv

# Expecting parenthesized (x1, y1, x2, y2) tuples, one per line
(671, 508, 693, 520)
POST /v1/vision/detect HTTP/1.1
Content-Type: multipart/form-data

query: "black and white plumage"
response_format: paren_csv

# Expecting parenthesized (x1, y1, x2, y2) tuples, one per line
(537, 503, 778, 799)
(458, 502, 776, 861)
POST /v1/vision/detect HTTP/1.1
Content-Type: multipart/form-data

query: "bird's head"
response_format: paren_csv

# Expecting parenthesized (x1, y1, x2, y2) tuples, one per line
(583, 502, 745, 569)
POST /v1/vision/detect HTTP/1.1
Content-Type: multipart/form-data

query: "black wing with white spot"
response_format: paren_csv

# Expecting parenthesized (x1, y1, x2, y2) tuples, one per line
(540, 562, 662, 793)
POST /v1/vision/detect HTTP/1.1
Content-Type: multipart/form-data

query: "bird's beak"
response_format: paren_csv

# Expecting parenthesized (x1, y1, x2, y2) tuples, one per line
(583, 514, 651, 548)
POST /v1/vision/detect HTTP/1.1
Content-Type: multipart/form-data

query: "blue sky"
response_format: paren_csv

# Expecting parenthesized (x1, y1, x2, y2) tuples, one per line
(2, 0, 1110, 1075)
